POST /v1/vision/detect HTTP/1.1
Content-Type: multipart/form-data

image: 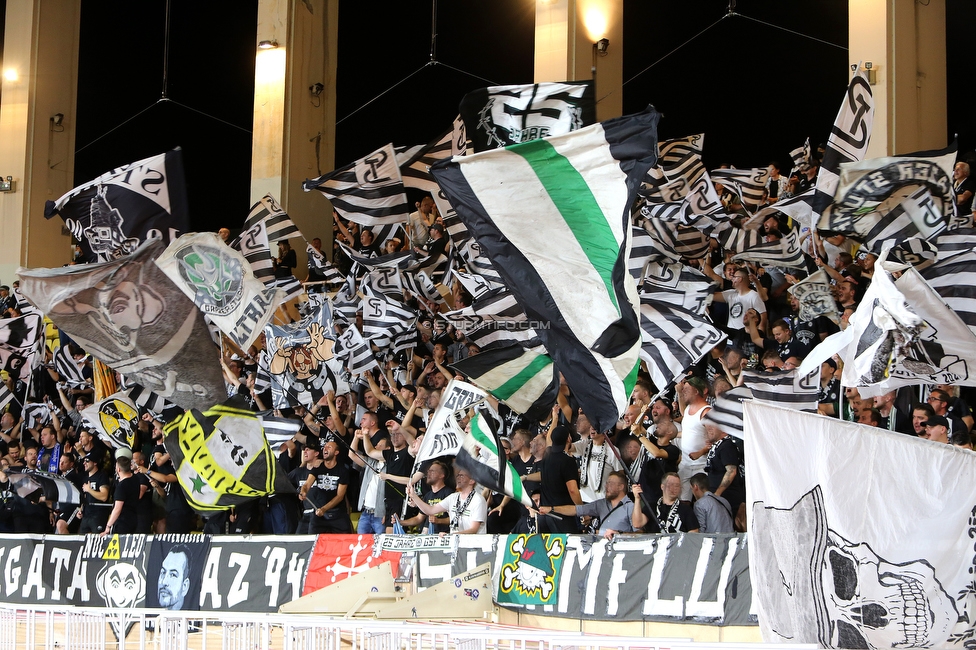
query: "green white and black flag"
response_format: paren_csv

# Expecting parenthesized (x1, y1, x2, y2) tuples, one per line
(432, 107, 659, 432)
(451, 344, 558, 421)
(454, 411, 533, 508)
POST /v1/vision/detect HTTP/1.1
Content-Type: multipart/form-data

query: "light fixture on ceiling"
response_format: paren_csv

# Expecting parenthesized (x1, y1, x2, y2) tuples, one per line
(258, 40, 279, 50)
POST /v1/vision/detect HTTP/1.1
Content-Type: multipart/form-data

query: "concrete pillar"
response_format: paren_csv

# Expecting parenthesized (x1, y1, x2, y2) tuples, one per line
(534, 0, 623, 122)
(251, 0, 338, 266)
(849, 0, 947, 157)
(0, 0, 80, 281)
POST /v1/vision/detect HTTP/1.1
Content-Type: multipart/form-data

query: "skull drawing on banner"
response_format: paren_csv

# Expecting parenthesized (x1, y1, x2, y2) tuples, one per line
(752, 486, 958, 649)
(821, 530, 956, 649)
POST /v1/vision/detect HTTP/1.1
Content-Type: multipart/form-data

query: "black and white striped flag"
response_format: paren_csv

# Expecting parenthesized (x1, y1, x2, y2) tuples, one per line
(257, 414, 303, 450)
(443, 286, 528, 336)
(862, 187, 946, 254)
(641, 218, 710, 260)
(639, 298, 726, 392)
(704, 386, 753, 439)
(716, 224, 764, 254)
(743, 368, 821, 413)
(789, 138, 810, 171)
(733, 228, 806, 269)
(391, 329, 417, 357)
(640, 261, 715, 316)
(0, 383, 14, 413)
(53, 345, 87, 388)
(361, 294, 416, 350)
(306, 243, 344, 285)
(451, 344, 558, 421)
(629, 224, 657, 283)
(887, 237, 938, 267)
(333, 323, 378, 375)
(399, 117, 465, 192)
(929, 227, 976, 257)
(232, 195, 300, 287)
(363, 267, 404, 302)
(23, 402, 52, 429)
(920, 245, 976, 334)
(709, 167, 770, 210)
(452, 269, 500, 301)
(332, 275, 360, 323)
(337, 241, 416, 270)
(401, 269, 442, 304)
(304, 143, 411, 226)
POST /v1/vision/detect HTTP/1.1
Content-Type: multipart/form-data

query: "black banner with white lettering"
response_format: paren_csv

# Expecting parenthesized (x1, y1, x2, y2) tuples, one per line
(0, 533, 752, 625)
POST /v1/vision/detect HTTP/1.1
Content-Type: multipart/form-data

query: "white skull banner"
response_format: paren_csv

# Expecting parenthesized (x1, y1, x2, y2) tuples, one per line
(744, 401, 976, 649)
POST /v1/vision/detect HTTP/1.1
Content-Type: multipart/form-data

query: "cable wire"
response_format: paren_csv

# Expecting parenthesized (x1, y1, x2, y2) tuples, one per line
(734, 13, 847, 51)
(623, 15, 726, 86)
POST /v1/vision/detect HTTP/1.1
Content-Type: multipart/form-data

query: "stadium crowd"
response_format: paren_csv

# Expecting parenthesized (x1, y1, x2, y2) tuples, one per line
(0, 149, 973, 541)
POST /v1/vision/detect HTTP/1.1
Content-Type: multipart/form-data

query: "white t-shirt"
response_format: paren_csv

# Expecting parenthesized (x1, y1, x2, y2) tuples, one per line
(722, 289, 765, 330)
(571, 439, 623, 503)
(439, 490, 488, 534)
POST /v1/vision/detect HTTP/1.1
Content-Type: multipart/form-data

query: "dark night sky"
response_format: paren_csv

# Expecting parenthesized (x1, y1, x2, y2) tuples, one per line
(59, 1, 974, 235)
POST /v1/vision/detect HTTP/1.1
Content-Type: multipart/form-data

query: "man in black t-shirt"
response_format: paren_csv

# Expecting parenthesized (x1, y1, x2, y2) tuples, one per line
(289, 441, 321, 534)
(300, 441, 351, 534)
(103, 457, 139, 535)
(704, 424, 745, 521)
(400, 460, 452, 533)
(78, 453, 110, 534)
(631, 473, 699, 533)
(363, 425, 412, 532)
(522, 426, 581, 533)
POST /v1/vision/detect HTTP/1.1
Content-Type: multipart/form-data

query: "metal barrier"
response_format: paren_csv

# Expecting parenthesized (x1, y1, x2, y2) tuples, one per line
(0, 603, 818, 650)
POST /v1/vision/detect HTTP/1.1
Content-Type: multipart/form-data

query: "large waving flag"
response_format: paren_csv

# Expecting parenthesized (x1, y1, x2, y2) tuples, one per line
(45, 150, 189, 263)
(156, 232, 283, 350)
(304, 143, 411, 227)
(433, 107, 660, 432)
(638, 298, 726, 392)
(18, 239, 225, 411)
(163, 396, 294, 513)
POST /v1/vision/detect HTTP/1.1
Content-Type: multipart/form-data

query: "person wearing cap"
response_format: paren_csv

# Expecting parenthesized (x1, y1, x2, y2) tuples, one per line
(79, 453, 111, 533)
(675, 376, 711, 502)
(289, 438, 322, 534)
(921, 416, 951, 444)
(425, 223, 448, 259)
(102, 456, 139, 536)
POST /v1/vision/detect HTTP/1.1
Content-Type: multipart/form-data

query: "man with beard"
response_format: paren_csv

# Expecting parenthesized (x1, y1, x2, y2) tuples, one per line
(299, 440, 352, 533)
(157, 545, 192, 610)
(522, 426, 581, 533)
(536, 470, 634, 539)
(631, 473, 699, 533)
(634, 419, 681, 506)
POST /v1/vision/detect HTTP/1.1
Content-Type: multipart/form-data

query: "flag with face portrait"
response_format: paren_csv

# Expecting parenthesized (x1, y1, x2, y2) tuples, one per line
(156, 232, 284, 350)
(17, 239, 226, 411)
(45, 150, 189, 263)
(264, 301, 346, 408)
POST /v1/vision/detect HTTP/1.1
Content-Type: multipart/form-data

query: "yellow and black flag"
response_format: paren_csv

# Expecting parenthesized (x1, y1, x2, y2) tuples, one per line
(163, 396, 294, 513)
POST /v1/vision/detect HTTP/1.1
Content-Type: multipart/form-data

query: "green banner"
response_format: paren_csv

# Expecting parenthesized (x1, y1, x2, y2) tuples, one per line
(496, 533, 567, 606)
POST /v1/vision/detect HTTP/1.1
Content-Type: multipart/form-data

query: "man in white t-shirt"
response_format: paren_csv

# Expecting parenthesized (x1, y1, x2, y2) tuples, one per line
(714, 266, 767, 334)
(407, 465, 487, 534)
